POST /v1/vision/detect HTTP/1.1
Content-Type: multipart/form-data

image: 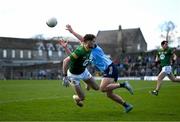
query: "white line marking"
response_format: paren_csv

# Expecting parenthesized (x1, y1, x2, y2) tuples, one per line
(0, 84, 179, 104)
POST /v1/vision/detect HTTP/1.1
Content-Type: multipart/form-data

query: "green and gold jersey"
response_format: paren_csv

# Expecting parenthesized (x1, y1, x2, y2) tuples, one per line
(157, 47, 173, 67)
(69, 45, 91, 74)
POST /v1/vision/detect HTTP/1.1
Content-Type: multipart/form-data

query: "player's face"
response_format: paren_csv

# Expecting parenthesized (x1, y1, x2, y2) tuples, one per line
(86, 39, 96, 49)
(162, 42, 168, 49)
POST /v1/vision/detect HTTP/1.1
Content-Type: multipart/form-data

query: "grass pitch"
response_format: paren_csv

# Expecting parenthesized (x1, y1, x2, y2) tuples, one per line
(0, 80, 180, 121)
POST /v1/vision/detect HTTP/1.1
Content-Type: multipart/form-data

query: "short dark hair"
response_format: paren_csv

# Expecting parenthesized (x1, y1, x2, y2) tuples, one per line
(161, 40, 168, 46)
(83, 34, 95, 42)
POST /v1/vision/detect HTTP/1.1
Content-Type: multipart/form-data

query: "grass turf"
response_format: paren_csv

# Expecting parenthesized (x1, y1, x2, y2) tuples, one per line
(0, 80, 180, 121)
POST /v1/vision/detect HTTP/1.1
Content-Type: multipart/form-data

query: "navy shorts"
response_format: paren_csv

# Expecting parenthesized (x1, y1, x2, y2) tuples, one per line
(103, 63, 118, 82)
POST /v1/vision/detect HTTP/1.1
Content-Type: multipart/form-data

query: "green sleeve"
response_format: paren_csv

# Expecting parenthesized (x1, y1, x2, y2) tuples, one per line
(70, 47, 82, 60)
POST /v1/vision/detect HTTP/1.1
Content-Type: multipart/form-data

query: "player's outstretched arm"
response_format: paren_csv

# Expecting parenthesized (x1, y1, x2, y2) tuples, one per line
(62, 56, 71, 87)
(172, 48, 177, 61)
(154, 55, 160, 66)
(59, 39, 72, 55)
(62, 56, 70, 76)
(66, 24, 84, 42)
(171, 53, 177, 64)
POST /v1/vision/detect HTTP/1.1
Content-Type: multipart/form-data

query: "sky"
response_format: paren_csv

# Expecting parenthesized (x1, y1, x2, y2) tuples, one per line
(0, 0, 179, 50)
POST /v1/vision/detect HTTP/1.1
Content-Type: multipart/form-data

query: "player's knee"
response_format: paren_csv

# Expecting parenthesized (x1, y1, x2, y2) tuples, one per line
(100, 86, 106, 92)
(100, 88, 106, 92)
(157, 77, 162, 81)
(106, 92, 113, 98)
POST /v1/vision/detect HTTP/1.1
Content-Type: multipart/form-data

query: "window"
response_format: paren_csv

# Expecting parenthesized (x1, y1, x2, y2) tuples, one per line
(137, 44, 141, 50)
(12, 50, 15, 58)
(38, 49, 43, 56)
(47, 43, 54, 57)
(48, 50, 52, 57)
(58, 51, 62, 57)
(3, 50, 7, 58)
(20, 50, 23, 58)
(28, 51, 32, 59)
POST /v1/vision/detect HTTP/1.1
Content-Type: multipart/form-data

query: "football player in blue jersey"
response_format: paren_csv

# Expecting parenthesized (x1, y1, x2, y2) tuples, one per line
(60, 24, 134, 113)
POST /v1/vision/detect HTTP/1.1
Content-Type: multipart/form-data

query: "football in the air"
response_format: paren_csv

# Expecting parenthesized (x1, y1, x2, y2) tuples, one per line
(46, 17, 58, 28)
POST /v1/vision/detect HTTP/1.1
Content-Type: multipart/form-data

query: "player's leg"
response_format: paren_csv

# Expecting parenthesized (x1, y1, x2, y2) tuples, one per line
(84, 77, 99, 91)
(67, 70, 85, 107)
(99, 77, 120, 92)
(99, 78, 133, 94)
(100, 78, 126, 100)
(73, 84, 85, 107)
(120, 81, 134, 95)
(83, 68, 99, 91)
(100, 63, 133, 93)
(168, 73, 180, 83)
(100, 63, 120, 92)
(151, 71, 166, 96)
(100, 78, 133, 113)
(156, 71, 166, 91)
(83, 82, 90, 91)
(106, 90, 133, 113)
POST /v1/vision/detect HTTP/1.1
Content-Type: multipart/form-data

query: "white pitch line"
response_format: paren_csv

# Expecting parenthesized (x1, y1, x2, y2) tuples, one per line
(0, 84, 179, 104)
(0, 96, 69, 104)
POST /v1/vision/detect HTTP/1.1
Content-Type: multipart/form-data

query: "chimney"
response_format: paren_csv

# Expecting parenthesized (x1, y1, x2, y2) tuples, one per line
(117, 25, 123, 54)
(119, 25, 122, 31)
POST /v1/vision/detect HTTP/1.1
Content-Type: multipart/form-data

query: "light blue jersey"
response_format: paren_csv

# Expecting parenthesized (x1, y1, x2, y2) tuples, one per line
(90, 45, 112, 72)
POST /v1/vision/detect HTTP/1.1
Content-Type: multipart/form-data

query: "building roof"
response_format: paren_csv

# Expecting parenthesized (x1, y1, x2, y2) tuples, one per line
(0, 37, 37, 49)
(95, 26, 147, 59)
(96, 30, 118, 44)
(96, 27, 144, 44)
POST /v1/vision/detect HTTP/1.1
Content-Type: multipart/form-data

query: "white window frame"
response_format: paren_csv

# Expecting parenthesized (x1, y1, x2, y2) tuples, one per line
(12, 50, 15, 58)
(20, 50, 23, 58)
(38, 49, 43, 56)
(3, 49, 7, 58)
(48, 50, 52, 57)
(28, 51, 32, 59)
(58, 51, 62, 57)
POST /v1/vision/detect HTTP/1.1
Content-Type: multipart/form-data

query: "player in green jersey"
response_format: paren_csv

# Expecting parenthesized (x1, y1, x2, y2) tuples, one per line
(151, 40, 180, 96)
(62, 34, 99, 107)
(62, 24, 134, 113)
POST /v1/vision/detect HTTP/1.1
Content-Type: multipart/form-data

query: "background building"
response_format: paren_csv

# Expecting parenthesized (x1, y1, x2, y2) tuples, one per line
(0, 37, 78, 79)
(96, 25, 147, 61)
(0, 26, 179, 79)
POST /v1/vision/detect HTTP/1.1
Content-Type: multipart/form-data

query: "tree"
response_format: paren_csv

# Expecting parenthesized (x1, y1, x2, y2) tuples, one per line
(160, 21, 176, 44)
